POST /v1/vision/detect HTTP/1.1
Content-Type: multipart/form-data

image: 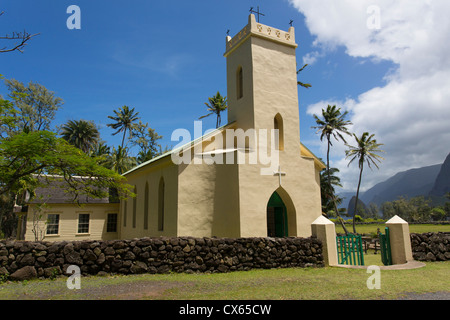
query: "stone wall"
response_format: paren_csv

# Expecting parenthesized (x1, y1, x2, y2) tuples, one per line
(0, 236, 323, 280)
(411, 232, 450, 261)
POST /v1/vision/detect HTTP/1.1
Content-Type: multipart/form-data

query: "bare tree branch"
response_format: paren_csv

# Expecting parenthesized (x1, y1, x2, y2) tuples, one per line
(0, 11, 39, 53)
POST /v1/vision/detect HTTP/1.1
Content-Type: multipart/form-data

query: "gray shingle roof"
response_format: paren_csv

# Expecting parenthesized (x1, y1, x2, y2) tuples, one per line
(28, 176, 112, 204)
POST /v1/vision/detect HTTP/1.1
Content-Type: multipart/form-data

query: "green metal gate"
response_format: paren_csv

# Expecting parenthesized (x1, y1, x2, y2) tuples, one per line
(336, 234, 365, 266)
(378, 227, 392, 266)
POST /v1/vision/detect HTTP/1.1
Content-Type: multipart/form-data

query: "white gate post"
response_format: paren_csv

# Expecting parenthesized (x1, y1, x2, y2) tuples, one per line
(386, 215, 413, 265)
(311, 216, 338, 266)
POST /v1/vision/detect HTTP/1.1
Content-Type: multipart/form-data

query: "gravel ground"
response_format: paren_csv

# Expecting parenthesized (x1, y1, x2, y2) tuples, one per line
(395, 291, 450, 300)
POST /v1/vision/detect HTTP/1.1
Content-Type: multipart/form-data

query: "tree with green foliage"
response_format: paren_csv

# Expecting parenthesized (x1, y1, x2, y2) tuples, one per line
(107, 105, 140, 149)
(0, 79, 132, 237)
(0, 129, 132, 237)
(313, 105, 352, 234)
(320, 167, 345, 217)
(346, 132, 384, 233)
(444, 193, 450, 218)
(430, 207, 446, 221)
(130, 120, 163, 164)
(4, 78, 62, 133)
(105, 145, 137, 175)
(60, 119, 100, 154)
(199, 91, 227, 128)
(380, 196, 433, 222)
(367, 202, 380, 219)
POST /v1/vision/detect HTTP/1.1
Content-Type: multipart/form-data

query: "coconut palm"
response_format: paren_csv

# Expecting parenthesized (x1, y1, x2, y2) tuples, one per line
(297, 63, 312, 89)
(312, 105, 352, 234)
(60, 119, 100, 154)
(199, 91, 227, 128)
(106, 146, 137, 175)
(107, 105, 140, 149)
(320, 167, 343, 217)
(345, 132, 384, 233)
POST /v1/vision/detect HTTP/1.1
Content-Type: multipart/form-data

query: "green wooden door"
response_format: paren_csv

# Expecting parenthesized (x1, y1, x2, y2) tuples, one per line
(267, 192, 288, 237)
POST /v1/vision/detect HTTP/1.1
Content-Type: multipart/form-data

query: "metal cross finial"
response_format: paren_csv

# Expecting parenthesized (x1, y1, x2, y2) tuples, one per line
(289, 19, 294, 27)
(249, 6, 265, 23)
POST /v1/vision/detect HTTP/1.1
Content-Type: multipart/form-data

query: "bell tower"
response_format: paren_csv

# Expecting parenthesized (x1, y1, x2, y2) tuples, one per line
(224, 14, 301, 155)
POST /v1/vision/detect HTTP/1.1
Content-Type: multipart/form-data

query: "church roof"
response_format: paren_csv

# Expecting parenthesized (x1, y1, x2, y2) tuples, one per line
(28, 176, 113, 205)
(122, 121, 235, 176)
(300, 143, 326, 170)
(123, 121, 326, 175)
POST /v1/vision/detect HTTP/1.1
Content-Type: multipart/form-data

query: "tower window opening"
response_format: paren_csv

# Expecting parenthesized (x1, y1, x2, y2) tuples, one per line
(236, 66, 243, 100)
(274, 113, 284, 151)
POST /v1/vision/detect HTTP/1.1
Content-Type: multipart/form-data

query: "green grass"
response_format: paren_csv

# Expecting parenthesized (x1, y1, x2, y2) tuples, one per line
(0, 261, 448, 300)
(335, 223, 450, 235)
(0, 223, 447, 300)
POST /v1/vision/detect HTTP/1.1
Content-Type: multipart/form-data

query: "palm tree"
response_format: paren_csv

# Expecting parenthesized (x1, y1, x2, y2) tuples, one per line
(345, 132, 384, 233)
(106, 146, 137, 175)
(297, 63, 312, 89)
(60, 119, 100, 154)
(313, 105, 352, 234)
(89, 141, 111, 168)
(320, 167, 343, 217)
(107, 106, 140, 149)
(199, 91, 227, 128)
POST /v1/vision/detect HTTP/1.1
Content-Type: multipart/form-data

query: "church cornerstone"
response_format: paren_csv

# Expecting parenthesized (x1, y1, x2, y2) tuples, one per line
(311, 216, 338, 266)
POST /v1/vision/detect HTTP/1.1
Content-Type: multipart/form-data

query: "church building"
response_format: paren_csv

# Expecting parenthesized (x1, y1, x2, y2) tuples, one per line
(24, 14, 325, 241)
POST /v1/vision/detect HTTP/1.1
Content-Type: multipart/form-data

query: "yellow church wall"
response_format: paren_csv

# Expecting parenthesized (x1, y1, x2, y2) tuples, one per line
(236, 151, 322, 238)
(177, 160, 216, 237)
(120, 158, 178, 239)
(251, 36, 301, 154)
(225, 32, 255, 132)
(176, 128, 241, 238)
(24, 203, 120, 242)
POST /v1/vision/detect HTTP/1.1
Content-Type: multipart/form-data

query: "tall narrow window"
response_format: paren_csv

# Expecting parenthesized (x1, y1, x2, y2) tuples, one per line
(236, 66, 243, 99)
(123, 200, 127, 227)
(77, 213, 90, 234)
(144, 181, 149, 230)
(158, 177, 165, 231)
(274, 113, 284, 151)
(132, 186, 137, 228)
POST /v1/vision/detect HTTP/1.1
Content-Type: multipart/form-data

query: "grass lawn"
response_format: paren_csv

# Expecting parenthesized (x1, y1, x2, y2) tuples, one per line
(0, 261, 448, 300)
(1, 224, 448, 301)
(335, 223, 450, 235)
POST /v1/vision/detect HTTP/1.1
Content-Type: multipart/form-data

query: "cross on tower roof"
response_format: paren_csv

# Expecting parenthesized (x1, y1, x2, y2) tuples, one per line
(249, 6, 265, 23)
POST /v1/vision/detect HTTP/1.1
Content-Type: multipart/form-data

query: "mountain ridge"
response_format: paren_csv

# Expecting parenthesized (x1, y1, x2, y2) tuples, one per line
(338, 152, 449, 210)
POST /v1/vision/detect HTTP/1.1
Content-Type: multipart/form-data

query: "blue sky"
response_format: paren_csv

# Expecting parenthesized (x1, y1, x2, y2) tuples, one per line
(2, 0, 449, 193)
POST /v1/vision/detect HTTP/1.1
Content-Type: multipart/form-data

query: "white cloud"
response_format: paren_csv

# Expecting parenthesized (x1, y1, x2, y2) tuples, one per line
(111, 48, 193, 78)
(302, 51, 323, 65)
(291, 0, 450, 192)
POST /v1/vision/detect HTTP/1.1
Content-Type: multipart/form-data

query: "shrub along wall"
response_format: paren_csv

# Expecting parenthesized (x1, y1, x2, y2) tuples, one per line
(0, 236, 323, 281)
(411, 232, 450, 261)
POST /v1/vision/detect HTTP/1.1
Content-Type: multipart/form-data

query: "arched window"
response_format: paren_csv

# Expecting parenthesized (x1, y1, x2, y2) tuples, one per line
(123, 200, 127, 227)
(236, 66, 243, 99)
(274, 113, 284, 151)
(158, 177, 165, 231)
(144, 181, 149, 230)
(132, 186, 137, 228)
